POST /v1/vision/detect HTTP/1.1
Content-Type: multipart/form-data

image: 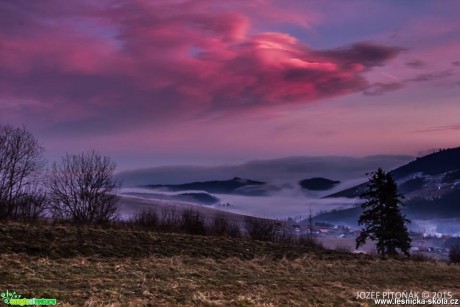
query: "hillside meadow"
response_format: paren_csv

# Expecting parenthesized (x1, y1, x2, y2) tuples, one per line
(1, 222, 460, 306)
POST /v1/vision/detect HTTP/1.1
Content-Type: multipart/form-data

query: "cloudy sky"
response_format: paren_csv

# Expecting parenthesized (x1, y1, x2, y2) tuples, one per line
(1, 0, 460, 169)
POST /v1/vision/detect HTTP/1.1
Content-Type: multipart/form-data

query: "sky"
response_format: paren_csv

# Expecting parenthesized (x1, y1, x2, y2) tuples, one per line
(1, 0, 460, 170)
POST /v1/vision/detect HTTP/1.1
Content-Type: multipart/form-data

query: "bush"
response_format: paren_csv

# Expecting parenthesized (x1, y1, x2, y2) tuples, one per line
(129, 209, 159, 231)
(449, 245, 460, 264)
(180, 208, 206, 235)
(334, 244, 352, 253)
(158, 206, 181, 232)
(9, 192, 46, 222)
(410, 252, 435, 262)
(273, 223, 295, 244)
(298, 236, 322, 248)
(276, 230, 322, 248)
(244, 216, 277, 241)
(209, 213, 241, 238)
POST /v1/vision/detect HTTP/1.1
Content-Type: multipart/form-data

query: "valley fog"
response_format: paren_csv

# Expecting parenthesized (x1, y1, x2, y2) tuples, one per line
(119, 185, 360, 220)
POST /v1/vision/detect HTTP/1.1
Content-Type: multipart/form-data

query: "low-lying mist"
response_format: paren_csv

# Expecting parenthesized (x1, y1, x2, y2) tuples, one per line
(410, 219, 460, 236)
(119, 184, 360, 220)
(116, 154, 414, 224)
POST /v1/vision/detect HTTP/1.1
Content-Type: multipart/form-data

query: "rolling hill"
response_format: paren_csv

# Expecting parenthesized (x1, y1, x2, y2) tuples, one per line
(325, 147, 460, 199)
(299, 177, 340, 191)
(144, 177, 267, 195)
(317, 147, 460, 225)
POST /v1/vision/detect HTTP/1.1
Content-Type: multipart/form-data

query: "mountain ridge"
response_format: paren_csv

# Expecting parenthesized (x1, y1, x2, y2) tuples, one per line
(299, 177, 340, 191)
(316, 147, 460, 227)
(325, 147, 460, 199)
(143, 177, 266, 195)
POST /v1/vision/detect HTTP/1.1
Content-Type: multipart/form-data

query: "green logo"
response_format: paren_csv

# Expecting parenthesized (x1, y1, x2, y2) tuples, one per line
(1, 291, 20, 304)
(1, 291, 56, 306)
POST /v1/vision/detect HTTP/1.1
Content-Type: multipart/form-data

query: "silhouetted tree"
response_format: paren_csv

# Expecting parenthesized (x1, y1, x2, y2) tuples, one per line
(209, 212, 241, 238)
(158, 206, 181, 232)
(356, 168, 411, 257)
(48, 150, 121, 224)
(130, 208, 159, 231)
(180, 207, 206, 235)
(0, 125, 46, 220)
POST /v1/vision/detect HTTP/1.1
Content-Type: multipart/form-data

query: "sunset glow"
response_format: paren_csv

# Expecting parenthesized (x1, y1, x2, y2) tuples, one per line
(1, 0, 460, 168)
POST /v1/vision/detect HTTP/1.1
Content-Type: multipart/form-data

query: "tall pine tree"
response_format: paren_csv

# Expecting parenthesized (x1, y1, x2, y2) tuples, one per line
(356, 168, 411, 256)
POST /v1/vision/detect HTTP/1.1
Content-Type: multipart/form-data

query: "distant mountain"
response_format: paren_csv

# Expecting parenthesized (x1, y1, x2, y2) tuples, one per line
(144, 177, 267, 195)
(391, 147, 460, 177)
(299, 177, 340, 191)
(317, 147, 460, 223)
(325, 147, 460, 199)
(116, 155, 412, 186)
(315, 188, 460, 227)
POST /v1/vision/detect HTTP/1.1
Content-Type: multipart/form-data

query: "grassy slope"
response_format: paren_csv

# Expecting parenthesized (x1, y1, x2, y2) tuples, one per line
(1, 223, 460, 306)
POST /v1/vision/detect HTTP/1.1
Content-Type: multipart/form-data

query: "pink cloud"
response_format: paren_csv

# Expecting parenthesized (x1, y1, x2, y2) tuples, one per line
(0, 0, 403, 135)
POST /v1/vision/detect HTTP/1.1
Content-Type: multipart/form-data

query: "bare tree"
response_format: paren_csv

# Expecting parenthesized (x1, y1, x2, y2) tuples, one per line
(307, 206, 314, 241)
(0, 125, 46, 220)
(209, 212, 241, 237)
(244, 216, 277, 241)
(129, 208, 159, 231)
(47, 150, 121, 224)
(158, 206, 181, 232)
(180, 207, 206, 235)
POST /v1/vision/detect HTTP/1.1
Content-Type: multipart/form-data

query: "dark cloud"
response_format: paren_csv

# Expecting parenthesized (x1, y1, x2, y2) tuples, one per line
(405, 70, 454, 82)
(317, 42, 404, 68)
(414, 123, 460, 133)
(361, 69, 455, 97)
(452, 61, 460, 67)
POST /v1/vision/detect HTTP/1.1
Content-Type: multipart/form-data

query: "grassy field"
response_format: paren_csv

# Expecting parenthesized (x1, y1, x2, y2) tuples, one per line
(1, 222, 460, 306)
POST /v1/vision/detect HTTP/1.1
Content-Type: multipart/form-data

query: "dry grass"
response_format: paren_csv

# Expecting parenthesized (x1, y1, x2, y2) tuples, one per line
(0, 222, 328, 260)
(1, 222, 460, 306)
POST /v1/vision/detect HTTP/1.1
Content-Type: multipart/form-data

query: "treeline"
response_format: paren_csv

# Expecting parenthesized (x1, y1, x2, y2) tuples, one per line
(0, 124, 320, 247)
(0, 124, 120, 223)
(126, 206, 320, 247)
(128, 207, 238, 236)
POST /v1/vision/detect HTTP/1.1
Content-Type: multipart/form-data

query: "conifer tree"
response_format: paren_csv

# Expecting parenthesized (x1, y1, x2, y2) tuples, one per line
(356, 168, 411, 256)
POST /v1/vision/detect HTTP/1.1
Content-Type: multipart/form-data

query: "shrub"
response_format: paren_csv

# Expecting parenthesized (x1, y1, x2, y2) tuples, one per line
(129, 208, 159, 231)
(158, 206, 181, 232)
(335, 244, 352, 253)
(180, 207, 206, 235)
(210, 213, 229, 236)
(12, 193, 46, 222)
(209, 213, 241, 238)
(298, 236, 322, 248)
(410, 252, 435, 262)
(278, 232, 322, 248)
(244, 216, 276, 241)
